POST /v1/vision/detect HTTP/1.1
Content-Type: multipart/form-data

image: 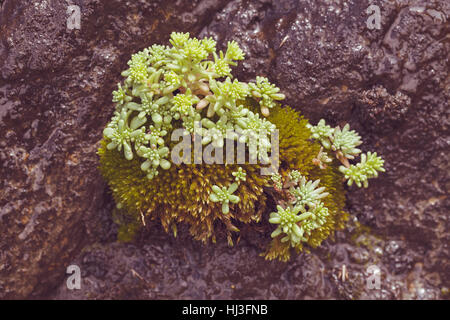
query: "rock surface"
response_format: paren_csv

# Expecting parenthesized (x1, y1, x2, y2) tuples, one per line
(0, 0, 228, 299)
(0, 0, 448, 299)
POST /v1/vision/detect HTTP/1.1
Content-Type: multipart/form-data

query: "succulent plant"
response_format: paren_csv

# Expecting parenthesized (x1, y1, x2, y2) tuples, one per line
(307, 120, 362, 160)
(296, 201, 330, 241)
(269, 205, 306, 247)
(136, 145, 171, 179)
(200, 115, 236, 148)
(100, 103, 349, 261)
(232, 167, 247, 183)
(307, 119, 384, 187)
(312, 146, 333, 169)
(290, 177, 330, 208)
(269, 173, 332, 248)
(102, 32, 283, 181)
(288, 170, 302, 184)
(331, 124, 362, 160)
(99, 33, 384, 262)
(249, 76, 286, 116)
(306, 119, 334, 149)
(103, 108, 149, 161)
(270, 173, 283, 190)
(339, 151, 385, 187)
(209, 183, 240, 214)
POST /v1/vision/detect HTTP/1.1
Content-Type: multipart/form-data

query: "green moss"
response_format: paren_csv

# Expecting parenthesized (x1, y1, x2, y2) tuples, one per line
(99, 138, 269, 243)
(262, 106, 348, 261)
(111, 207, 142, 242)
(99, 104, 348, 261)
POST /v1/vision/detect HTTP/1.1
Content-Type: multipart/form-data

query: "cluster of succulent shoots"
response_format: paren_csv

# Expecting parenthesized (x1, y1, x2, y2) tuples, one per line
(209, 167, 248, 214)
(99, 32, 385, 261)
(307, 120, 385, 188)
(269, 171, 330, 247)
(103, 31, 284, 181)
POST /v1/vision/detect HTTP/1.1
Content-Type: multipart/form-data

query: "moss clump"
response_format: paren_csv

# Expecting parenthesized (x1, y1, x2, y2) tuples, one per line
(263, 106, 348, 261)
(99, 104, 348, 260)
(99, 142, 269, 243)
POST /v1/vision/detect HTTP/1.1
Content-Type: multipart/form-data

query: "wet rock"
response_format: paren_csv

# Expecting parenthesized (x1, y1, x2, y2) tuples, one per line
(355, 86, 410, 133)
(50, 229, 331, 299)
(0, 0, 227, 299)
(346, 0, 449, 294)
(201, 0, 449, 299)
(383, 240, 415, 275)
(1, 0, 449, 299)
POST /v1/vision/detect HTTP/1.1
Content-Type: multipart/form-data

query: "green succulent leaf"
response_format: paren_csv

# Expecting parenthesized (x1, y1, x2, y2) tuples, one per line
(289, 176, 329, 208)
(339, 152, 385, 188)
(331, 124, 362, 159)
(209, 183, 241, 214)
(306, 119, 334, 149)
(249, 76, 285, 116)
(232, 167, 247, 183)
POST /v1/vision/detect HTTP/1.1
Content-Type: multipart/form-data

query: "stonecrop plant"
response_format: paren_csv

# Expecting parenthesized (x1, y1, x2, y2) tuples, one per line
(99, 32, 385, 261)
(306, 120, 385, 188)
(104, 32, 283, 180)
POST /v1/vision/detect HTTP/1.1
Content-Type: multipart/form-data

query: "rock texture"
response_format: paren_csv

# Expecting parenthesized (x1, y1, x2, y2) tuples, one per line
(0, 0, 227, 299)
(0, 0, 448, 299)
